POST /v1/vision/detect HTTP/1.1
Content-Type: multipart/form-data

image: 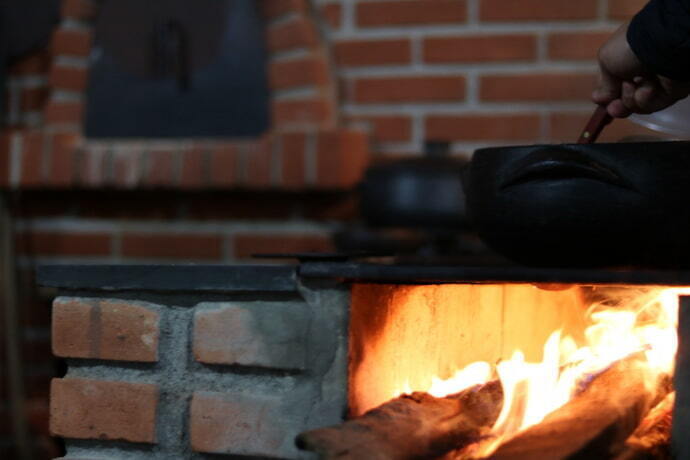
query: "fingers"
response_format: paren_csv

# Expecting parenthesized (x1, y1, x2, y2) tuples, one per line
(621, 80, 636, 111)
(592, 68, 622, 105)
(612, 78, 675, 116)
(606, 99, 632, 118)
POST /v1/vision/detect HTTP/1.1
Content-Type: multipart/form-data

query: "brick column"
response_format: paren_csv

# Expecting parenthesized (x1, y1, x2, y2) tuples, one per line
(44, 265, 350, 459)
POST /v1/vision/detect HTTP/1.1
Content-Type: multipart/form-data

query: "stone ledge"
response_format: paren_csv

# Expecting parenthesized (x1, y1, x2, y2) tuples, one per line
(37, 264, 299, 293)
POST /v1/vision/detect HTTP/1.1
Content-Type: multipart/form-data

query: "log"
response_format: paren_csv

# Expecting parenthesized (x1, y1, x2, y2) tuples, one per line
(296, 380, 503, 460)
(486, 354, 670, 460)
(614, 391, 674, 460)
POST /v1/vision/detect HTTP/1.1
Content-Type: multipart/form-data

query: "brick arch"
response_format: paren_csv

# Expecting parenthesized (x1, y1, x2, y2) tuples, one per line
(1, 0, 368, 190)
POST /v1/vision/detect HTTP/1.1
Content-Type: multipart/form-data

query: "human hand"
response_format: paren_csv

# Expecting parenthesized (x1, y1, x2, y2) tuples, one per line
(592, 21, 690, 118)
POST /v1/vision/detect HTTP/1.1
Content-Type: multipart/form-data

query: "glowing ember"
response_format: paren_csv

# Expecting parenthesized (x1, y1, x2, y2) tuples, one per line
(392, 286, 689, 456)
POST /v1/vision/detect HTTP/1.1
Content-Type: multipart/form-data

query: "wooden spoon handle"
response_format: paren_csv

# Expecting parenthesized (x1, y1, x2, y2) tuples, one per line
(577, 105, 613, 144)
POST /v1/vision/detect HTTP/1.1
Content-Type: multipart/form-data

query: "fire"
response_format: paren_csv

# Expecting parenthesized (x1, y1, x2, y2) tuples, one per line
(391, 286, 688, 456)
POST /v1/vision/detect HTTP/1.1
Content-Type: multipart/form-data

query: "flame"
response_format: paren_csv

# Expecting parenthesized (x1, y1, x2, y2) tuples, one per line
(390, 286, 688, 456)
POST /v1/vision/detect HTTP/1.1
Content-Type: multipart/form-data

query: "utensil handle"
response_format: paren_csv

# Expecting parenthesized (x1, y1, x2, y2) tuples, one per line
(577, 105, 613, 144)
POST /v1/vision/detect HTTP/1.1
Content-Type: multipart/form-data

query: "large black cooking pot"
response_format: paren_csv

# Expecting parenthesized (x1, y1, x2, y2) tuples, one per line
(464, 141, 690, 268)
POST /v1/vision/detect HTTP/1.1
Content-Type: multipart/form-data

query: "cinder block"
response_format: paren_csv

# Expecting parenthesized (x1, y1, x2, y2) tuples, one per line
(193, 301, 310, 371)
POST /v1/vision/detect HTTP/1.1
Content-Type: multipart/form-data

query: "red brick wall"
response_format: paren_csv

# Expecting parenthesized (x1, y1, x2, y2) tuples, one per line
(324, 0, 657, 159)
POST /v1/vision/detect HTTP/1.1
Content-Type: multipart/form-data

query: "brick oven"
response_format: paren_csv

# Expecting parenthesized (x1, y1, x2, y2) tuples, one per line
(39, 262, 690, 459)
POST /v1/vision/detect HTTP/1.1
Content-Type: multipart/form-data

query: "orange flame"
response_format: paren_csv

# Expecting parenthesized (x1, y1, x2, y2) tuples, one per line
(392, 286, 687, 456)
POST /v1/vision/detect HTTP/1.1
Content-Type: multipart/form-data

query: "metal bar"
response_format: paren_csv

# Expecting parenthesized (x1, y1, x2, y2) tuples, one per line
(674, 296, 690, 459)
(1, 192, 32, 459)
(298, 262, 690, 286)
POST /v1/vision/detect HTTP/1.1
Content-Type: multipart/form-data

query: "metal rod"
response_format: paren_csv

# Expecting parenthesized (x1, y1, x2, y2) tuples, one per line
(1, 192, 32, 459)
(673, 295, 690, 459)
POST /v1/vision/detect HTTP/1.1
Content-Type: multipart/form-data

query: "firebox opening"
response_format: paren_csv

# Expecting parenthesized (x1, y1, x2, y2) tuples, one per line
(349, 283, 589, 416)
(347, 283, 685, 457)
(84, 0, 270, 138)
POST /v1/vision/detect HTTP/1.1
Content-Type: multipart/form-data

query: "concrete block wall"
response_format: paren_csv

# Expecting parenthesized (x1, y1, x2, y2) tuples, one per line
(48, 275, 350, 459)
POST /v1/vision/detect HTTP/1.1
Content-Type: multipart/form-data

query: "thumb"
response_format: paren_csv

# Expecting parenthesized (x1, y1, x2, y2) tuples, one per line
(592, 68, 622, 105)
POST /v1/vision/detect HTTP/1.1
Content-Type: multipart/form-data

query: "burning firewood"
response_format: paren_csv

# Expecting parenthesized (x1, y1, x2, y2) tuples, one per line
(295, 380, 503, 460)
(485, 354, 671, 460)
(613, 391, 674, 460)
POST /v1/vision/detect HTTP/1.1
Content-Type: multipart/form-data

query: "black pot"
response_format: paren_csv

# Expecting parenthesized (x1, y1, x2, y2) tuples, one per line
(464, 141, 690, 268)
(360, 155, 468, 229)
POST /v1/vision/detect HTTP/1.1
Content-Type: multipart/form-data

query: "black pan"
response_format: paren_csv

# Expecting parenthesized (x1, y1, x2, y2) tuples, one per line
(464, 141, 690, 268)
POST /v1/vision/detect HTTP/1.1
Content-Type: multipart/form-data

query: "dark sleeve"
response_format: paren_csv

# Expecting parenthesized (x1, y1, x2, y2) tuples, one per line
(627, 0, 690, 81)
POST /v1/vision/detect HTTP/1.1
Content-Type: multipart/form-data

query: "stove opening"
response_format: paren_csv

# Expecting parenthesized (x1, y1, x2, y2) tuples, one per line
(341, 283, 686, 459)
(84, 0, 270, 138)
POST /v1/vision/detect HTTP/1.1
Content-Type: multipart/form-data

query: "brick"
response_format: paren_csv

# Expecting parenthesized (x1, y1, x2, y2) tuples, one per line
(121, 233, 223, 260)
(548, 112, 661, 143)
(353, 76, 465, 103)
(280, 132, 306, 188)
(269, 56, 328, 90)
(78, 146, 107, 187)
(52, 298, 90, 359)
(480, 73, 597, 102)
(608, 0, 648, 20)
(260, 0, 307, 19)
(146, 150, 176, 187)
(49, 66, 89, 92)
(266, 17, 318, 53)
(110, 149, 143, 188)
(52, 29, 92, 57)
(273, 98, 333, 126)
(480, 0, 597, 21)
(52, 298, 160, 362)
(50, 378, 158, 443)
(43, 101, 84, 125)
(424, 34, 537, 63)
(357, 0, 467, 26)
(246, 139, 273, 187)
(320, 3, 342, 28)
(19, 87, 50, 112)
(233, 234, 333, 258)
(96, 299, 160, 361)
(426, 114, 541, 141)
(20, 131, 46, 187)
(548, 31, 612, 60)
(193, 301, 309, 370)
(334, 39, 411, 67)
(47, 133, 78, 187)
(190, 391, 299, 456)
(61, 0, 97, 20)
(316, 130, 369, 187)
(8, 50, 51, 75)
(179, 147, 206, 189)
(349, 115, 412, 142)
(15, 231, 112, 256)
(209, 144, 239, 187)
